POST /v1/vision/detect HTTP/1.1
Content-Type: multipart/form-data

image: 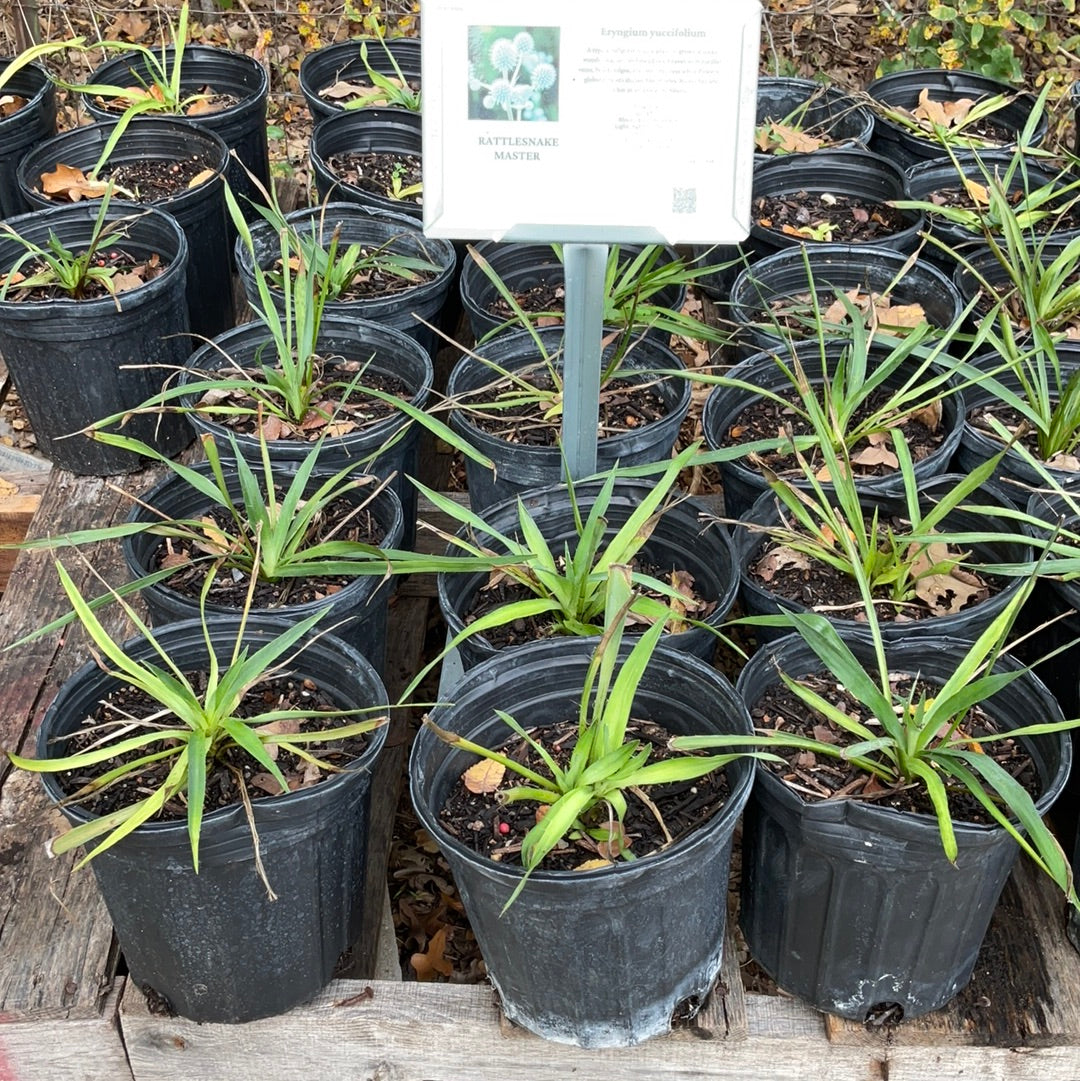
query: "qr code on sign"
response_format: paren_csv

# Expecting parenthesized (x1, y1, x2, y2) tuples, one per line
(672, 187, 696, 214)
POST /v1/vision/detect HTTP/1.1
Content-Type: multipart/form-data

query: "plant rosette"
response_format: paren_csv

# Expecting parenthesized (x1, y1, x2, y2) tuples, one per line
(699, 335, 966, 521)
(731, 475, 1032, 645)
(445, 324, 691, 512)
(120, 457, 404, 677)
(430, 468, 739, 671)
(408, 629, 757, 1047)
(718, 627, 1072, 1021)
(11, 595, 390, 1024)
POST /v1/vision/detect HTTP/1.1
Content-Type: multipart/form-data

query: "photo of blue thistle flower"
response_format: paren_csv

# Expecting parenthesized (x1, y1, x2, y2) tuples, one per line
(468, 25, 560, 122)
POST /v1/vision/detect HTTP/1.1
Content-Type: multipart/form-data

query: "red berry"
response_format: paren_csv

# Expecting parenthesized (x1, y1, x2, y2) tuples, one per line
(498, 821, 510, 835)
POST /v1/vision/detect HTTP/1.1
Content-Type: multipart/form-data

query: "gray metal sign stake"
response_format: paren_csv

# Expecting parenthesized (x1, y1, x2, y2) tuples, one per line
(561, 242, 609, 480)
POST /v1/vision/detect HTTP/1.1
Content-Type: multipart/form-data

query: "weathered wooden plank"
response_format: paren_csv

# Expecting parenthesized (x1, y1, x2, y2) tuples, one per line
(119, 978, 881, 1081)
(824, 857, 1080, 1048)
(0, 983, 133, 1081)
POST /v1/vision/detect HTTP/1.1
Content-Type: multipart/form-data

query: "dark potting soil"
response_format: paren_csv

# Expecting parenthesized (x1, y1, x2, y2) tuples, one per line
(148, 489, 387, 608)
(49, 672, 374, 819)
(720, 385, 946, 478)
(753, 191, 907, 244)
(96, 155, 215, 202)
(486, 280, 566, 323)
(438, 716, 731, 872)
(324, 149, 422, 209)
(464, 367, 669, 445)
(751, 674, 1040, 823)
(0, 248, 168, 302)
(462, 558, 715, 649)
(747, 528, 998, 621)
(194, 365, 413, 443)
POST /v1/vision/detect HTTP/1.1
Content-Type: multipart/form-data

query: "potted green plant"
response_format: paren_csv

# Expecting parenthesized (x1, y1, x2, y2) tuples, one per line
(423, 446, 738, 671)
(459, 240, 728, 347)
(753, 77, 874, 161)
(71, 1, 271, 211)
(0, 194, 192, 474)
(699, 303, 975, 518)
(674, 569, 1077, 1021)
(409, 570, 764, 1046)
(445, 322, 691, 511)
(8, 565, 391, 1023)
(299, 35, 422, 122)
(16, 115, 233, 340)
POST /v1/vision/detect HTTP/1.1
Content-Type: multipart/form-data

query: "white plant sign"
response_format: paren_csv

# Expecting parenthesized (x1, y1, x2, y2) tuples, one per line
(422, 0, 761, 244)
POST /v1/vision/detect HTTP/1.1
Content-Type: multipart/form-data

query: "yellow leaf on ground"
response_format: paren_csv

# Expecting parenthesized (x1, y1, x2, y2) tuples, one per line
(462, 758, 505, 795)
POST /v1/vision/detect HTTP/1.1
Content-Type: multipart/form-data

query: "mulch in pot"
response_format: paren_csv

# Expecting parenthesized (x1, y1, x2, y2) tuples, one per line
(749, 672, 1039, 822)
(437, 716, 731, 873)
(753, 192, 907, 244)
(324, 148, 422, 208)
(721, 385, 946, 478)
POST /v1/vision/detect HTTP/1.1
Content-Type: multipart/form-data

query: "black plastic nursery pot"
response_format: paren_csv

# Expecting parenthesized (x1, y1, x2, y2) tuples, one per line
(0, 201, 192, 475)
(180, 315, 434, 544)
(736, 630, 1071, 1022)
(233, 200, 455, 365)
(866, 68, 1046, 172)
(754, 77, 874, 163)
(82, 45, 271, 217)
(700, 338, 965, 520)
(122, 462, 404, 676)
(37, 615, 389, 1024)
(18, 117, 233, 341)
(732, 476, 1031, 645)
(310, 108, 423, 222)
(409, 636, 755, 1047)
(952, 344, 1080, 504)
(903, 151, 1069, 270)
(748, 149, 926, 262)
(447, 326, 692, 512)
(299, 36, 422, 123)
(0, 58, 56, 220)
(437, 479, 738, 671)
(459, 241, 686, 346)
(728, 242, 963, 359)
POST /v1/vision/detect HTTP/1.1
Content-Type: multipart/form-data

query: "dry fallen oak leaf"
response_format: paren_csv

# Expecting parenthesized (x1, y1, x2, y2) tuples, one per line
(40, 163, 110, 201)
(410, 926, 453, 981)
(755, 545, 812, 582)
(462, 758, 505, 795)
(912, 89, 975, 130)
